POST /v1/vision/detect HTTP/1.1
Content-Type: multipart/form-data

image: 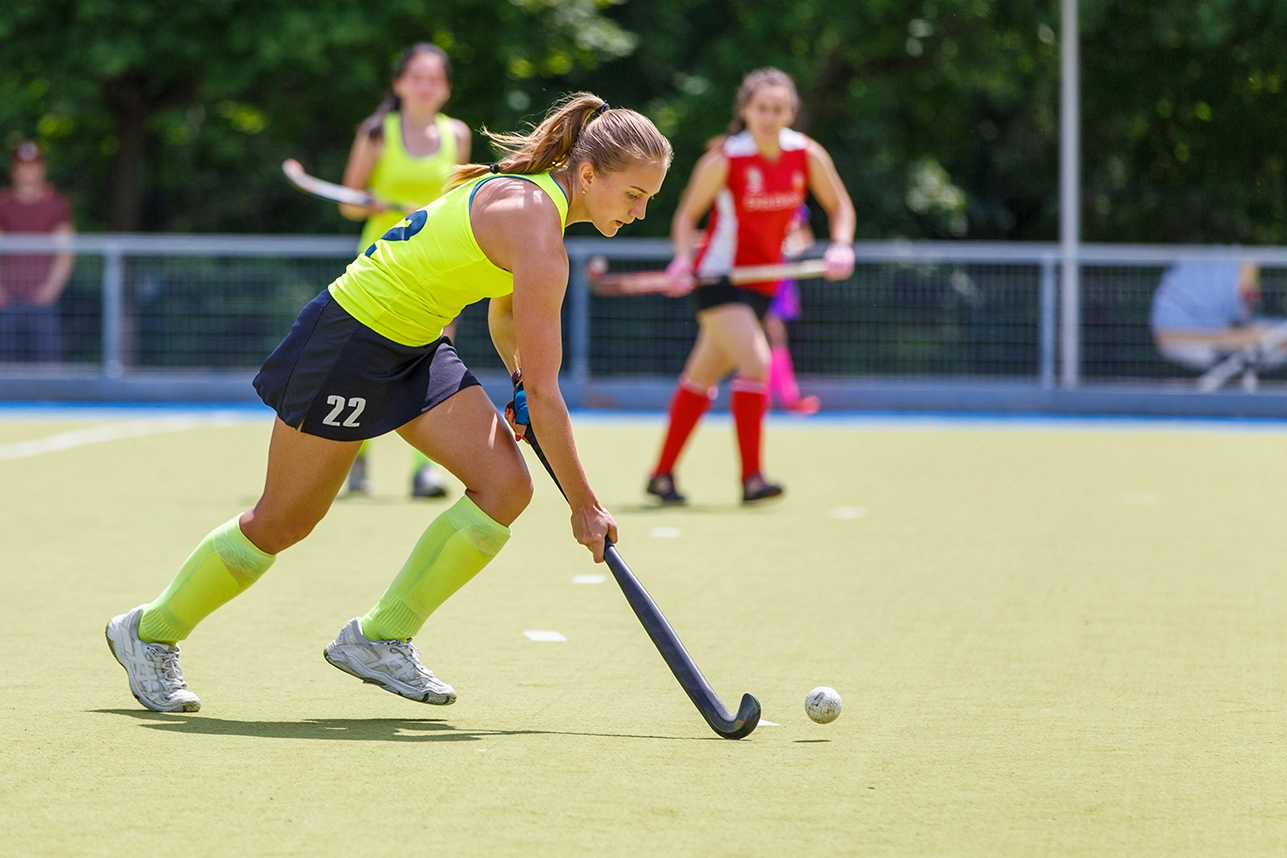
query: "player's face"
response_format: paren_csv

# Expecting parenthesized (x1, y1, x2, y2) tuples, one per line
(10, 159, 46, 189)
(740, 84, 796, 140)
(393, 53, 451, 114)
(583, 160, 668, 237)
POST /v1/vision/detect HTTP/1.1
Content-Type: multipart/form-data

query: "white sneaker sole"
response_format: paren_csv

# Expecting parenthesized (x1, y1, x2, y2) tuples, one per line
(323, 647, 456, 705)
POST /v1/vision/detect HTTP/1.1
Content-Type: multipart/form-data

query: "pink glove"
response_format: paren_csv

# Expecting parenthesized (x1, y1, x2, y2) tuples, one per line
(665, 257, 696, 296)
(823, 243, 855, 281)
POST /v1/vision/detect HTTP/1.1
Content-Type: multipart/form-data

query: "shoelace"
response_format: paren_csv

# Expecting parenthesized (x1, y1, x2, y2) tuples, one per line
(145, 644, 187, 689)
(381, 639, 436, 682)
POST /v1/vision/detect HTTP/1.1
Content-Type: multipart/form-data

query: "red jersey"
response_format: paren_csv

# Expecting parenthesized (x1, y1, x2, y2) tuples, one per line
(0, 187, 72, 302)
(693, 129, 810, 296)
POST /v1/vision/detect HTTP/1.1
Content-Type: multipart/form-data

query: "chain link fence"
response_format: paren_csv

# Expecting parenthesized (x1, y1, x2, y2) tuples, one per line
(2, 234, 1285, 398)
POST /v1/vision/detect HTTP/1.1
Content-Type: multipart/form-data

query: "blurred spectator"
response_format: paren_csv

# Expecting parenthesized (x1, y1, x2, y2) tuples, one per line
(0, 140, 74, 363)
(1151, 259, 1287, 389)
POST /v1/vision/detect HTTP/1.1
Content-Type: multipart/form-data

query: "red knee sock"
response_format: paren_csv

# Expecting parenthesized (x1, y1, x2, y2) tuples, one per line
(730, 376, 767, 480)
(653, 376, 715, 477)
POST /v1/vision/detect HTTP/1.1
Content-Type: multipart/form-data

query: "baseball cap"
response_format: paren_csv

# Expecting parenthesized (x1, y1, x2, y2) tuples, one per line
(11, 141, 44, 163)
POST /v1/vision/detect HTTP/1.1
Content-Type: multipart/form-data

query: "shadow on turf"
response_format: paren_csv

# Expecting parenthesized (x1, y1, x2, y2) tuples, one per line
(92, 710, 717, 743)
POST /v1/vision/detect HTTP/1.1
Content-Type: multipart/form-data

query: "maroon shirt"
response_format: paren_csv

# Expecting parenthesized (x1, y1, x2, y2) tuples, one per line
(0, 187, 72, 302)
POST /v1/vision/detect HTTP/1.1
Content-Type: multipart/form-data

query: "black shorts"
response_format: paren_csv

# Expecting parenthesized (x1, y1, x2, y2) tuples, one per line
(691, 278, 773, 320)
(253, 290, 480, 441)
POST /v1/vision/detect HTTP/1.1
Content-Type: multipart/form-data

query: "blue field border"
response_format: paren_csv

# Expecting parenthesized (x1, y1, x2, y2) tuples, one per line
(4, 401, 1287, 434)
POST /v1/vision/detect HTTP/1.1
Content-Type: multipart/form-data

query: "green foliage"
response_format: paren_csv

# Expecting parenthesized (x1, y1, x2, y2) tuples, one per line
(1, 0, 1285, 243)
(0, 0, 633, 232)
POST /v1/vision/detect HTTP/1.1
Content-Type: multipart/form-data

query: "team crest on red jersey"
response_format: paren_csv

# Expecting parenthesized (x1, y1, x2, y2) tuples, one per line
(745, 166, 764, 194)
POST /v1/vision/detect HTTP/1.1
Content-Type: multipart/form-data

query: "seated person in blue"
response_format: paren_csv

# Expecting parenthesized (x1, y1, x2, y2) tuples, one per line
(1150, 260, 1287, 380)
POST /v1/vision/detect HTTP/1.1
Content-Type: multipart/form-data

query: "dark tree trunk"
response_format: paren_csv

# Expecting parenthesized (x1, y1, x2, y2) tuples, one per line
(101, 73, 200, 232)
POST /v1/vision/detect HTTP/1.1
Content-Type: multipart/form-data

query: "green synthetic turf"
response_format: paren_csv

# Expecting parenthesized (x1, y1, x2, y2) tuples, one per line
(3, 414, 1287, 856)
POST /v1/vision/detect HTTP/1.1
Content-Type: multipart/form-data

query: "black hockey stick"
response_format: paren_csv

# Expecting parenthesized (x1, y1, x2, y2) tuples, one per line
(523, 427, 760, 740)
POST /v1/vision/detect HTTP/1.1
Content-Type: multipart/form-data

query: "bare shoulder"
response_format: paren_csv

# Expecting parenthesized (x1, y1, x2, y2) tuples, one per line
(471, 176, 561, 224)
(470, 177, 566, 268)
(693, 146, 730, 177)
(805, 137, 837, 165)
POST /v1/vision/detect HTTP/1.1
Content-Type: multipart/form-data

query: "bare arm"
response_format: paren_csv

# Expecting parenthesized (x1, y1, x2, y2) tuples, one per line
(34, 222, 74, 305)
(488, 293, 517, 374)
(806, 140, 855, 246)
(806, 140, 856, 279)
(451, 118, 472, 164)
(338, 132, 385, 221)
(670, 148, 729, 263)
(474, 179, 617, 560)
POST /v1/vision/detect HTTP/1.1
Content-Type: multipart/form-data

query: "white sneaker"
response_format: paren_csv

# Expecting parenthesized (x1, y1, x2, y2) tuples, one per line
(323, 618, 456, 704)
(348, 456, 373, 494)
(105, 605, 201, 713)
(411, 464, 448, 499)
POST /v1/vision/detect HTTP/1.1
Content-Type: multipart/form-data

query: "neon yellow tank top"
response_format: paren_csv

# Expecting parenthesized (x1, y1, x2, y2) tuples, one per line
(329, 172, 570, 346)
(358, 112, 458, 250)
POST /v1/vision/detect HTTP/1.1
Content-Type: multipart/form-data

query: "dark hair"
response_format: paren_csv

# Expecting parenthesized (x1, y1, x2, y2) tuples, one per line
(359, 43, 453, 142)
(727, 67, 800, 136)
(450, 92, 672, 188)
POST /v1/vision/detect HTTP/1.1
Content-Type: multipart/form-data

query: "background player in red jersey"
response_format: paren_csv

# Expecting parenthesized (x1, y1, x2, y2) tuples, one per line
(647, 68, 855, 504)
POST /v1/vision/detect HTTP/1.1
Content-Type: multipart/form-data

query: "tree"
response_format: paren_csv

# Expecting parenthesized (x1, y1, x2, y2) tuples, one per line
(0, 0, 634, 231)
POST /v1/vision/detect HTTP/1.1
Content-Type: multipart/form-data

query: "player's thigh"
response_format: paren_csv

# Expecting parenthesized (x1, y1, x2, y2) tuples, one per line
(682, 325, 736, 388)
(698, 304, 770, 379)
(243, 417, 361, 553)
(396, 385, 532, 524)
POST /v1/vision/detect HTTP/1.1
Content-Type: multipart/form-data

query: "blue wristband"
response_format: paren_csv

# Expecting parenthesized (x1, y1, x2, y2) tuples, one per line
(512, 387, 529, 425)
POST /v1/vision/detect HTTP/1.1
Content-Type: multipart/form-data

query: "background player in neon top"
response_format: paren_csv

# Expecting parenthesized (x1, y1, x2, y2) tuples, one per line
(106, 94, 672, 713)
(339, 43, 472, 499)
(648, 67, 855, 504)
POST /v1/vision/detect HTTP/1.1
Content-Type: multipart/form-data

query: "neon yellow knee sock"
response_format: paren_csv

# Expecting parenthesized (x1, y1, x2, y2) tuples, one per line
(361, 496, 510, 641)
(138, 517, 276, 644)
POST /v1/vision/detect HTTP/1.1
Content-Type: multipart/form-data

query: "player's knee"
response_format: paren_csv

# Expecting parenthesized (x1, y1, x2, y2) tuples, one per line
(500, 470, 534, 521)
(472, 467, 533, 526)
(240, 510, 318, 554)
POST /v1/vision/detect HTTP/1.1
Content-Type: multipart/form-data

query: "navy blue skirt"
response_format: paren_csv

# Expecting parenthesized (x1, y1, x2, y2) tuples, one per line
(691, 278, 773, 320)
(253, 290, 480, 441)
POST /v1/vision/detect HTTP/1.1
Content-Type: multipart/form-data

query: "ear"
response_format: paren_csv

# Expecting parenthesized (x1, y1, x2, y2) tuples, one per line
(577, 161, 596, 191)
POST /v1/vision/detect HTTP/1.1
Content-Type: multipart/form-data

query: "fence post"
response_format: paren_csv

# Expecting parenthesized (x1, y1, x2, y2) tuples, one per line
(1059, 251, 1080, 388)
(1059, 0, 1081, 388)
(565, 245, 590, 408)
(102, 243, 124, 378)
(1039, 255, 1057, 389)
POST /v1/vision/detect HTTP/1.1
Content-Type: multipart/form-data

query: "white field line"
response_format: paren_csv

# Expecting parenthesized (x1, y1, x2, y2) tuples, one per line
(0, 416, 227, 461)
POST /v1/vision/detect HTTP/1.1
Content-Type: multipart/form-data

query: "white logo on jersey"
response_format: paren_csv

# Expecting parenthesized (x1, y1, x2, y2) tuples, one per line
(745, 166, 764, 194)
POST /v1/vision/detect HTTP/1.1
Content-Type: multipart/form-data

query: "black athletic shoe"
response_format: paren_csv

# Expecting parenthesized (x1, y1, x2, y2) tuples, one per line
(741, 472, 784, 503)
(646, 473, 687, 505)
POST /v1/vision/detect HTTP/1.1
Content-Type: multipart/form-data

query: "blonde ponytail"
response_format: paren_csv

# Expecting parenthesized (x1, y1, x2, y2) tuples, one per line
(450, 92, 672, 188)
